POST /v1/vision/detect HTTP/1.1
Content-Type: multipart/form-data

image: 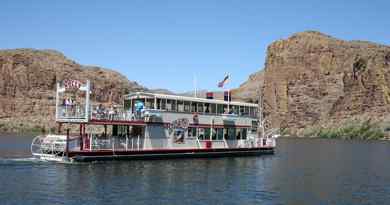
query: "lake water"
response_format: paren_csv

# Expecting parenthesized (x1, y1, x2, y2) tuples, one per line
(1, 134, 390, 205)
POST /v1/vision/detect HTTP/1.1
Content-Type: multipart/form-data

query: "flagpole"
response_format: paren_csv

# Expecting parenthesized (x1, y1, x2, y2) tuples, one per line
(218, 73, 230, 113)
(193, 74, 197, 98)
(228, 88, 230, 113)
(227, 73, 230, 113)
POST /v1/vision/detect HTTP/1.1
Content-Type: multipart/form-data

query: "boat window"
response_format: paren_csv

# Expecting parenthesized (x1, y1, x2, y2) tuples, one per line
(131, 99, 136, 112)
(146, 98, 154, 109)
(223, 128, 228, 140)
(184, 101, 191, 112)
(217, 128, 223, 140)
(204, 128, 211, 140)
(236, 129, 241, 140)
(210, 104, 216, 114)
(239, 106, 245, 116)
(116, 125, 128, 137)
(212, 128, 217, 140)
(191, 102, 197, 112)
(241, 128, 247, 140)
(171, 100, 177, 111)
(198, 103, 204, 113)
(124, 100, 131, 110)
(244, 106, 250, 116)
(161, 98, 167, 110)
(188, 127, 197, 138)
(228, 128, 236, 140)
(177, 100, 184, 112)
(131, 125, 145, 138)
(249, 107, 256, 117)
(223, 105, 228, 114)
(217, 104, 224, 114)
(166, 99, 172, 111)
(198, 128, 205, 140)
(156, 98, 162, 109)
(251, 120, 258, 132)
(204, 103, 210, 113)
(234, 106, 239, 115)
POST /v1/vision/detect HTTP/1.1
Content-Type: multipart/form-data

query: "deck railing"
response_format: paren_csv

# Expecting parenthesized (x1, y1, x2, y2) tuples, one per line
(57, 105, 86, 119)
(86, 134, 143, 151)
(79, 135, 273, 152)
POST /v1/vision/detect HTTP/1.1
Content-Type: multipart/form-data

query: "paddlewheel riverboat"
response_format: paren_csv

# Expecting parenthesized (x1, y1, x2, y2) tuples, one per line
(31, 80, 277, 162)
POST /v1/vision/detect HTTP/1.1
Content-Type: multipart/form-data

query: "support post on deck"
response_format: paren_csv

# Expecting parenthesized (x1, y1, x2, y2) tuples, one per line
(125, 135, 128, 151)
(90, 134, 93, 151)
(66, 129, 70, 158)
(137, 135, 140, 150)
(83, 124, 86, 150)
(58, 123, 62, 134)
(79, 124, 83, 150)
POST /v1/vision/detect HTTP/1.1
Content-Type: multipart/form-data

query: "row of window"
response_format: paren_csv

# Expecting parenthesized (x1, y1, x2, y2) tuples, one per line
(125, 98, 258, 117)
(185, 127, 248, 140)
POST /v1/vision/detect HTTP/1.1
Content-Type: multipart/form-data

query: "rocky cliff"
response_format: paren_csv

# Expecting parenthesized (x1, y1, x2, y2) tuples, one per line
(237, 31, 390, 133)
(231, 70, 264, 103)
(0, 49, 145, 132)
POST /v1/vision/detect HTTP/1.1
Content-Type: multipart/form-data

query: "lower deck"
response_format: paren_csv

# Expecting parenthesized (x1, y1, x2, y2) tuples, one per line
(32, 121, 277, 162)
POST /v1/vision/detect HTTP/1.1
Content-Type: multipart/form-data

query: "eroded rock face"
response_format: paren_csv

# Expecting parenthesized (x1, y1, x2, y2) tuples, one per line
(231, 70, 264, 103)
(0, 49, 145, 132)
(237, 31, 390, 133)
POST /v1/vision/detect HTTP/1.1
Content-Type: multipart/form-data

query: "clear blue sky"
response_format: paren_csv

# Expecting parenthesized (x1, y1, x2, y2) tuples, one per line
(1, 0, 389, 92)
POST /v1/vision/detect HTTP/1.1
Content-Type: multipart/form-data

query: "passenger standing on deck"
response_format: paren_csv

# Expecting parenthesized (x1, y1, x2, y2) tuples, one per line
(64, 98, 70, 117)
(135, 101, 144, 119)
(108, 105, 115, 120)
(70, 98, 75, 116)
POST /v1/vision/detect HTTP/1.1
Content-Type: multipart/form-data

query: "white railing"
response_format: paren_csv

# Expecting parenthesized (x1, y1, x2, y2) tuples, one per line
(198, 140, 227, 148)
(57, 105, 86, 119)
(255, 137, 276, 148)
(86, 134, 143, 151)
(91, 110, 134, 121)
(81, 135, 268, 151)
(33, 134, 275, 156)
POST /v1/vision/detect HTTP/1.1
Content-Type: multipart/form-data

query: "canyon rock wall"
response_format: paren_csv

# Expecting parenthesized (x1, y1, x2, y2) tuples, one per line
(0, 49, 145, 132)
(236, 31, 390, 133)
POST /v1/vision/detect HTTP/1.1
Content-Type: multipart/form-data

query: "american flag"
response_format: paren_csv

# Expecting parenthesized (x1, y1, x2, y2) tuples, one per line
(218, 74, 229, 88)
(63, 79, 81, 89)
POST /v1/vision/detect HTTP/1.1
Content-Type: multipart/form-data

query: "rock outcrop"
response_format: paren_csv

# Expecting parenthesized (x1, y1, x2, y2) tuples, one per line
(0, 49, 145, 132)
(231, 70, 264, 103)
(237, 31, 390, 133)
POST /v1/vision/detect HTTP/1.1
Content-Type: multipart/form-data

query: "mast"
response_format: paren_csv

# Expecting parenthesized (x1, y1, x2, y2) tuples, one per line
(193, 74, 197, 98)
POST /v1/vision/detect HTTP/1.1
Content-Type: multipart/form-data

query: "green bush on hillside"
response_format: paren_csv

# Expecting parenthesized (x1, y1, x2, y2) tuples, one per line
(305, 119, 385, 140)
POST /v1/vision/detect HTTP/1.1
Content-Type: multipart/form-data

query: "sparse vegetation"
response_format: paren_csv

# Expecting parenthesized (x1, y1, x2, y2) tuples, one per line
(303, 119, 386, 140)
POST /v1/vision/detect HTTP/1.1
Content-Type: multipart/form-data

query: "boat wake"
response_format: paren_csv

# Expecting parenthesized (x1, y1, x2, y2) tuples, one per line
(0, 157, 52, 165)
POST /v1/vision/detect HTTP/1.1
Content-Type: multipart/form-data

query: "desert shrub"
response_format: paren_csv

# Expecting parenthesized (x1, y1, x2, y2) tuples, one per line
(305, 119, 384, 140)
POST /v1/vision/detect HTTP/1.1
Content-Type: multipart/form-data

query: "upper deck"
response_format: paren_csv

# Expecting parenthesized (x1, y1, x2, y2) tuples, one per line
(124, 92, 258, 117)
(55, 81, 259, 126)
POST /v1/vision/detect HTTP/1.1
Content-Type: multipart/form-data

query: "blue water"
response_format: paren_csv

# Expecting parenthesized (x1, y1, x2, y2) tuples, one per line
(1, 134, 390, 205)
